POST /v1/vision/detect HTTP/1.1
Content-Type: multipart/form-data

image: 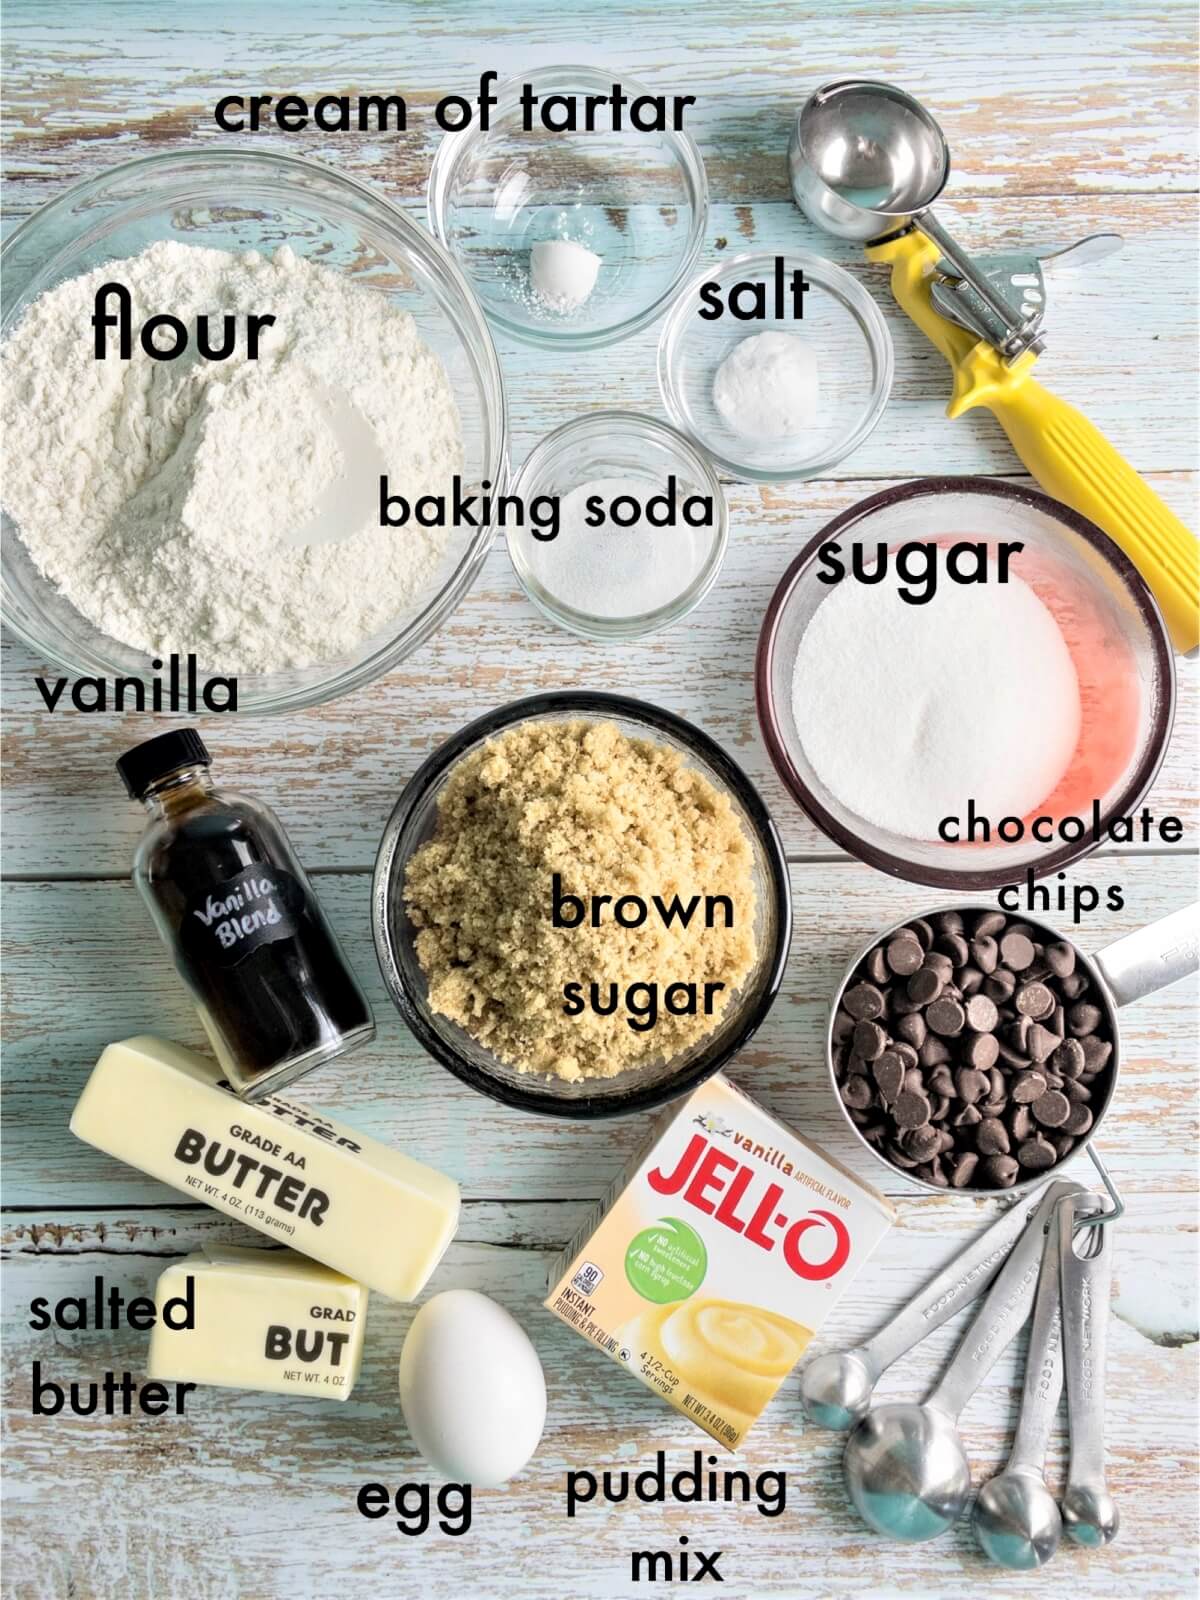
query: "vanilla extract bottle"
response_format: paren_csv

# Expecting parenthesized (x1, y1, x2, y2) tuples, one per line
(119, 729, 374, 1100)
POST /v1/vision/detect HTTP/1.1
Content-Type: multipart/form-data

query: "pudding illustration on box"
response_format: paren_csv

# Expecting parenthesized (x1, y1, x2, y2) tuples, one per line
(546, 1074, 893, 1449)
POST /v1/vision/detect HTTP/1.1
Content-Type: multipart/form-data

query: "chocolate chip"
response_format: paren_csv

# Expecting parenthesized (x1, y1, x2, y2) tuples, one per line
(919, 1036, 950, 1068)
(1064, 1079, 1092, 1103)
(872, 1052, 905, 1102)
(1017, 1137, 1057, 1170)
(983, 1154, 1019, 1187)
(866, 946, 889, 985)
(848, 1106, 872, 1125)
(903, 1067, 925, 1094)
(938, 932, 970, 967)
(893, 1041, 919, 1069)
(904, 1124, 941, 1162)
(997, 1042, 1032, 1071)
(1060, 970, 1089, 999)
(893, 1090, 931, 1129)
(832, 1010, 855, 1045)
(1000, 931, 1036, 970)
(1015, 981, 1055, 1020)
(844, 1075, 876, 1113)
(1064, 1102, 1093, 1136)
(923, 951, 955, 981)
(928, 1065, 957, 1099)
(1012, 1071, 1047, 1103)
(1052, 1038, 1085, 1078)
(965, 1031, 1000, 1071)
(977, 1116, 1010, 1155)
(1046, 941, 1076, 979)
(955, 1066, 990, 1104)
(1049, 1003, 1066, 1037)
(886, 935, 924, 975)
(886, 1141, 918, 1169)
(973, 910, 1007, 938)
(897, 1012, 926, 1049)
(984, 968, 1017, 1003)
(1007, 1015, 1032, 1052)
(920, 1158, 950, 1189)
(852, 1020, 887, 1061)
(1028, 1024, 1059, 1063)
(957, 966, 985, 997)
(935, 911, 964, 936)
(1068, 1002, 1104, 1037)
(952, 1152, 980, 1187)
(953, 1104, 982, 1128)
(927, 998, 966, 1037)
(1009, 1104, 1034, 1141)
(1080, 1036, 1113, 1073)
(907, 919, 934, 950)
(907, 967, 943, 1005)
(964, 994, 999, 1033)
(843, 982, 884, 1020)
(932, 1093, 953, 1122)
(1054, 1133, 1077, 1159)
(1032, 1089, 1070, 1128)
(970, 935, 999, 974)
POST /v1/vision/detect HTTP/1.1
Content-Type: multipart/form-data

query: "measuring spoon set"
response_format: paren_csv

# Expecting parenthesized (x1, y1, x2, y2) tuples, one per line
(801, 1179, 1117, 1569)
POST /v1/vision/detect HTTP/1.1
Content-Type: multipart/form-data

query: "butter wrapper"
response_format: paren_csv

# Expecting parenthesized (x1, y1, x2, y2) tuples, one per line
(545, 1073, 893, 1450)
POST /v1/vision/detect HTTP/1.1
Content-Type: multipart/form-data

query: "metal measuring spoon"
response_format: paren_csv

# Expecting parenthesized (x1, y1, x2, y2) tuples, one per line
(1060, 1197, 1119, 1546)
(972, 1213, 1065, 1568)
(802, 1180, 1063, 1430)
(843, 1181, 1080, 1542)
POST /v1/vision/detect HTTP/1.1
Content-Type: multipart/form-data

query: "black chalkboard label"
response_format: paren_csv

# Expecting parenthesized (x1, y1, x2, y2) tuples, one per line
(180, 865, 303, 969)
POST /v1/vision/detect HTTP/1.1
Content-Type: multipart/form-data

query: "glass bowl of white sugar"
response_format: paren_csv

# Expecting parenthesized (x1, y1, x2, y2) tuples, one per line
(657, 251, 893, 482)
(427, 65, 708, 349)
(506, 411, 728, 639)
(0, 149, 507, 715)
(756, 477, 1175, 889)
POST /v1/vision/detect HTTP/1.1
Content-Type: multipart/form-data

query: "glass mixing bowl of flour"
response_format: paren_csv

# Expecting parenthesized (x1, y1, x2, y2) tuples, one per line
(756, 478, 1175, 889)
(427, 65, 708, 349)
(0, 149, 507, 715)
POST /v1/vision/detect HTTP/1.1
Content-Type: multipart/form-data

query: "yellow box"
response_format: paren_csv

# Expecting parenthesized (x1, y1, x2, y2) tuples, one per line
(545, 1073, 893, 1450)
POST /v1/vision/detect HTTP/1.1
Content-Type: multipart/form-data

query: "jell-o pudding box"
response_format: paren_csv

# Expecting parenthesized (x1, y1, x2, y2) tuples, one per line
(546, 1074, 893, 1449)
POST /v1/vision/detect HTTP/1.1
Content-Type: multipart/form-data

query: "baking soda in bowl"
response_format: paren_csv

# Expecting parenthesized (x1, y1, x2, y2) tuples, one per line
(790, 552, 1087, 840)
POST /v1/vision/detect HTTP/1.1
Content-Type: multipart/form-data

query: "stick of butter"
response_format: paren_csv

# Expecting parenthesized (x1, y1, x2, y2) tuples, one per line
(147, 1245, 367, 1400)
(71, 1037, 459, 1300)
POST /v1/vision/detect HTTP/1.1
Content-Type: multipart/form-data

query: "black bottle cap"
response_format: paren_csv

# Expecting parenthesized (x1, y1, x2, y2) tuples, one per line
(116, 728, 212, 799)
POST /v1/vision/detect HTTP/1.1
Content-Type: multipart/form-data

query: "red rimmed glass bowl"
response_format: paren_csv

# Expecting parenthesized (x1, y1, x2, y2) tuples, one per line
(756, 477, 1175, 889)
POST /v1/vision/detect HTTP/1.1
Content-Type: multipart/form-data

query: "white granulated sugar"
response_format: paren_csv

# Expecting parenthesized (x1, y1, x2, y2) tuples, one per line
(1, 241, 463, 674)
(790, 564, 1081, 839)
(530, 238, 602, 314)
(713, 330, 821, 439)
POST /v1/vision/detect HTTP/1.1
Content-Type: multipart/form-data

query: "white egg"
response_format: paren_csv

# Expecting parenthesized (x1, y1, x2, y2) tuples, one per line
(398, 1289, 546, 1487)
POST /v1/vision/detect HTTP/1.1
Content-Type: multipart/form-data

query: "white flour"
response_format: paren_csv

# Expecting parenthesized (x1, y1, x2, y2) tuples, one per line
(790, 563, 1081, 839)
(1, 241, 463, 674)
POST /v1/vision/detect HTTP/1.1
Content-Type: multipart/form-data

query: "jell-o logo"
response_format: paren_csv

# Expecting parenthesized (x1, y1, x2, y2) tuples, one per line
(647, 1132, 852, 1281)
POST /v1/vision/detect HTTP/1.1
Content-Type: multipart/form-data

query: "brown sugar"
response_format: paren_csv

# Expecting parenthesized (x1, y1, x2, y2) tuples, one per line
(403, 719, 758, 1081)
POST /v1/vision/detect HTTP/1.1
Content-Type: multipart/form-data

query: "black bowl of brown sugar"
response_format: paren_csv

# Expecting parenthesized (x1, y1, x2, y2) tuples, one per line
(827, 905, 1118, 1194)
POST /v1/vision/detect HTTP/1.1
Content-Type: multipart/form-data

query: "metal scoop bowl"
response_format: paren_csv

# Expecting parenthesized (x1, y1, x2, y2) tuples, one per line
(789, 79, 1041, 358)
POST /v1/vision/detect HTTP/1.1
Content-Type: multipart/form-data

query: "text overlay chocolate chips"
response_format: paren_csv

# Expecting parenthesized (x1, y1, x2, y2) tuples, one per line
(833, 911, 1115, 1190)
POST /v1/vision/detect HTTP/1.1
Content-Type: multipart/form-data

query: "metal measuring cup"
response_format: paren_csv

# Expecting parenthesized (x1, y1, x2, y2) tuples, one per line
(825, 902, 1199, 1209)
(788, 78, 1043, 359)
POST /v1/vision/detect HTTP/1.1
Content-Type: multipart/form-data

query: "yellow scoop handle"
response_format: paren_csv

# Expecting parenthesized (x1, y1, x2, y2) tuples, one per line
(867, 231, 1199, 652)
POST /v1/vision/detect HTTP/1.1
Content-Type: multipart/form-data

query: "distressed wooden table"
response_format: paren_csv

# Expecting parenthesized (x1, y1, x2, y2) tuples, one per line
(2, 4, 1197, 1598)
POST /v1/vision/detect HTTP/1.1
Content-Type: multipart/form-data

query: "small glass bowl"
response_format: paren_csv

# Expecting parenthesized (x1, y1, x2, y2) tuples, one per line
(657, 250, 893, 482)
(427, 65, 708, 349)
(507, 411, 728, 639)
(1, 149, 507, 716)
(372, 691, 792, 1119)
(756, 477, 1176, 888)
